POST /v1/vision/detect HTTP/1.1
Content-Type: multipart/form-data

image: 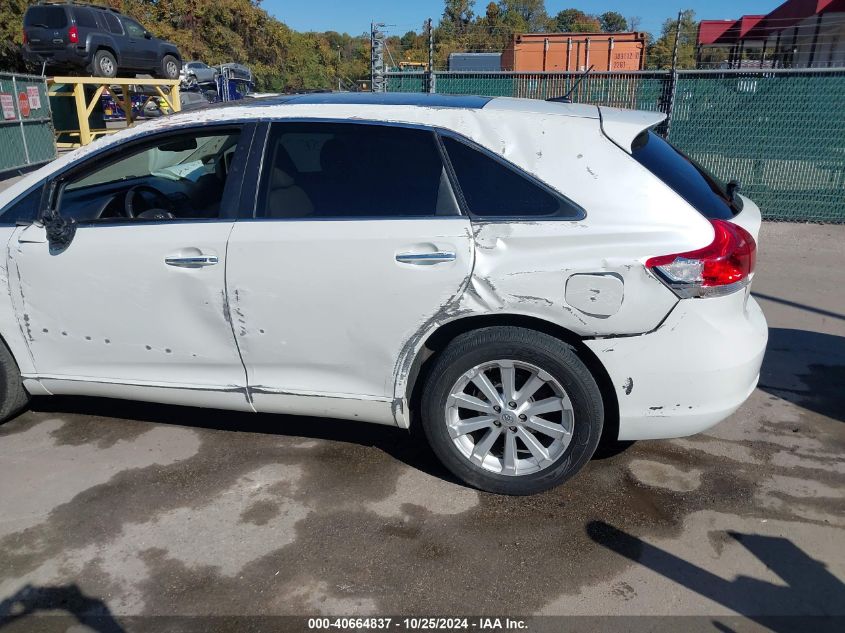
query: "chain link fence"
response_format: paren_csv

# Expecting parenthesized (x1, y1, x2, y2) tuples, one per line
(0, 73, 56, 174)
(386, 68, 845, 223)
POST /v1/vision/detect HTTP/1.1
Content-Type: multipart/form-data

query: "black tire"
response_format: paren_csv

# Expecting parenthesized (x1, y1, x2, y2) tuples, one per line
(160, 55, 180, 80)
(0, 339, 29, 423)
(93, 50, 117, 78)
(420, 327, 603, 495)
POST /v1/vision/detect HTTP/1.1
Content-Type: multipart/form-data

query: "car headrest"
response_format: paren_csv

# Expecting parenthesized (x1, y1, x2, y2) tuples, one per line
(271, 166, 295, 189)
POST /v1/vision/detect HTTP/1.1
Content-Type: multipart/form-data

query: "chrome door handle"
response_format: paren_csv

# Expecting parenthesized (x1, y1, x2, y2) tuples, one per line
(395, 251, 456, 265)
(165, 255, 219, 268)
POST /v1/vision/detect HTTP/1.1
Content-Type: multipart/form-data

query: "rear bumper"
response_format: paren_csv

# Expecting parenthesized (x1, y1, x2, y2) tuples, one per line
(585, 290, 767, 441)
(23, 45, 88, 68)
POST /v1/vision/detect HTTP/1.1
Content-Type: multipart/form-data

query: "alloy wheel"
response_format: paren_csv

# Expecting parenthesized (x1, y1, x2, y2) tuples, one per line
(444, 360, 574, 476)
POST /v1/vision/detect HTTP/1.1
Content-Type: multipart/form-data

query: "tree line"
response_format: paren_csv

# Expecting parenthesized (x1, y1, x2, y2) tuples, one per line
(0, 0, 700, 91)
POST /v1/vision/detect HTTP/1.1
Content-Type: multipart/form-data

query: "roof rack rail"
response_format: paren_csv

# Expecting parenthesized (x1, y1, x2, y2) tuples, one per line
(37, 0, 118, 11)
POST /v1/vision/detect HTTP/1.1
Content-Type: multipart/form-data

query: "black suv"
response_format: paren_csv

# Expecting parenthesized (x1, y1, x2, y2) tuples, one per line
(23, 1, 181, 79)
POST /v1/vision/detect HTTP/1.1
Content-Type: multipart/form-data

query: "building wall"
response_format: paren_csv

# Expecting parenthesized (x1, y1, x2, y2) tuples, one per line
(769, 12, 845, 67)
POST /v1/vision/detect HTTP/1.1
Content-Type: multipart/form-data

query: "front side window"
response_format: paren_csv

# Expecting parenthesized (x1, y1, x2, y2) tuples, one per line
(57, 129, 241, 223)
(257, 122, 459, 218)
(441, 135, 581, 219)
(123, 18, 146, 38)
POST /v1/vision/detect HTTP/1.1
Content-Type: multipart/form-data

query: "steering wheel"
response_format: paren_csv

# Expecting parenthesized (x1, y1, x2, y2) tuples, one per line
(125, 185, 175, 219)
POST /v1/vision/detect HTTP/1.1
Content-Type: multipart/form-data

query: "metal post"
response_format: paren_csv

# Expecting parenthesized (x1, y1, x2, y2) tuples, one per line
(808, 13, 824, 68)
(371, 22, 386, 93)
(427, 18, 435, 93)
(670, 10, 682, 71)
(773, 31, 782, 67)
(664, 11, 683, 138)
(11, 76, 31, 166)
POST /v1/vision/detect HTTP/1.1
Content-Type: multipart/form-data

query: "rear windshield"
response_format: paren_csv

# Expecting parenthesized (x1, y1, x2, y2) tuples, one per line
(631, 131, 740, 219)
(25, 6, 68, 28)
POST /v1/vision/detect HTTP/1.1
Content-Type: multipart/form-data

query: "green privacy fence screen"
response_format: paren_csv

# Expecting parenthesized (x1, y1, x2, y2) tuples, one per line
(386, 69, 845, 223)
(0, 73, 57, 174)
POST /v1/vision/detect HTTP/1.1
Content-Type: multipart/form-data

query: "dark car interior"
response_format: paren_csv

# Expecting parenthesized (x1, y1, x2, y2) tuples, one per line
(57, 132, 240, 222)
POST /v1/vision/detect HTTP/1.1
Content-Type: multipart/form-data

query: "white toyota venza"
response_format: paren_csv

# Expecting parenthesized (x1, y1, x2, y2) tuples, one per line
(0, 93, 767, 494)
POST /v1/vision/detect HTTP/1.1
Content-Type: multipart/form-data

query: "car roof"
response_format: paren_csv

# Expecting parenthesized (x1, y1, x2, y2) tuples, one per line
(229, 92, 600, 119)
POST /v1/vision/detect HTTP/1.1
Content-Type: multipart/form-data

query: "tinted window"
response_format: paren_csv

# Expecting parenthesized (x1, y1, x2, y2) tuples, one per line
(59, 130, 241, 222)
(123, 18, 145, 38)
(441, 135, 579, 219)
(631, 131, 738, 219)
(0, 186, 41, 225)
(257, 123, 459, 218)
(73, 8, 97, 28)
(25, 7, 68, 28)
(104, 13, 122, 34)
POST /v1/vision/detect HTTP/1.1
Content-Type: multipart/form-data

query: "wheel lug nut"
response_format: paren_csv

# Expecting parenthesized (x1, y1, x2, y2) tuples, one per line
(518, 414, 527, 421)
(493, 405, 501, 412)
(508, 426, 517, 433)
(508, 401, 517, 409)
(493, 420, 502, 427)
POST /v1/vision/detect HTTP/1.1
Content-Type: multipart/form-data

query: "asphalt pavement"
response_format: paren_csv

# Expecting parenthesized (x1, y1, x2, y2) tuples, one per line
(0, 170, 842, 630)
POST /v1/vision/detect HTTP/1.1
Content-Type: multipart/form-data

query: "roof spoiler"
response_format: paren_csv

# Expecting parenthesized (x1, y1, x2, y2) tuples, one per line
(598, 106, 666, 153)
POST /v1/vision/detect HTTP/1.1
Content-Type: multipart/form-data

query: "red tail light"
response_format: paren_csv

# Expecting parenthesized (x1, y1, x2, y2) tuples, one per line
(68, 25, 79, 43)
(22, 29, 27, 45)
(646, 219, 756, 298)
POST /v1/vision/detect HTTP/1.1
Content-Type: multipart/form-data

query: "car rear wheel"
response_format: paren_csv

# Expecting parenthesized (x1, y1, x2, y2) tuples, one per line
(0, 339, 29, 424)
(93, 50, 117, 78)
(160, 55, 180, 80)
(421, 327, 603, 495)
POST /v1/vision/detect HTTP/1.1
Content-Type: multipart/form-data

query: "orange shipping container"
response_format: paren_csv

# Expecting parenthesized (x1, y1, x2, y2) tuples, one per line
(502, 32, 646, 72)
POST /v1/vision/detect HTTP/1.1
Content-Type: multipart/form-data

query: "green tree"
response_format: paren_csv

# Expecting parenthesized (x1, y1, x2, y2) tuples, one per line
(442, 0, 475, 36)
(499, 0, 548, 32)
(552, 8, 600, 33)
(647, 9, 697, 69)
(599, 11, 628, 32)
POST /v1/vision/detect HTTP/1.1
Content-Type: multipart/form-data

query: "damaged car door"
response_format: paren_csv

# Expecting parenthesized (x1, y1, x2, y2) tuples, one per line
(7, 124, 255, 409)
(226, 121, 474, 423)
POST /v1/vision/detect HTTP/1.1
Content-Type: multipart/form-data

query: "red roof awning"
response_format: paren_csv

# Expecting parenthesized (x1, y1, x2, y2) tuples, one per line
(698, 0, 845, 45)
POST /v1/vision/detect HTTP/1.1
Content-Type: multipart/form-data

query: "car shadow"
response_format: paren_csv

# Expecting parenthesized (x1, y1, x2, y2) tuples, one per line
(587, 521, 845, 631)
(0, 583, 125, 632)
(28, 395, 462, 485)
(758, 328, 845, 423)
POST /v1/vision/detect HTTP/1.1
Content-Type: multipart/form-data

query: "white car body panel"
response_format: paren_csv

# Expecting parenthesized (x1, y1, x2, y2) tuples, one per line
(0, 95, 767, 441)
(8, 221, 251, 410)
(226, 217, 474, 424)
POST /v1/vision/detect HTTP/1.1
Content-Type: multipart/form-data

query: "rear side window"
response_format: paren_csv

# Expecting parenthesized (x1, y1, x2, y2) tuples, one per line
(257, 123, 459, 219)
(441, 135, 580, 219)
(25, 7, 68, 28)
(104, 13, 123, 34)
(73, 8, 97, 28)
(631, 131, 738, 219)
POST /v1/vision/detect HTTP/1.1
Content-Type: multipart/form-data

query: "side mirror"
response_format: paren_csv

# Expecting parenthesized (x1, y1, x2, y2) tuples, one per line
(43, 212, 76, 254)
(144, 31, 152, 39)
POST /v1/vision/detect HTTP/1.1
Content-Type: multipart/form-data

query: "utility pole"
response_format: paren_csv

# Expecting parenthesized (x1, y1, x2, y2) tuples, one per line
(371, 21, 386, 92)
(426, 18, 435, 94)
